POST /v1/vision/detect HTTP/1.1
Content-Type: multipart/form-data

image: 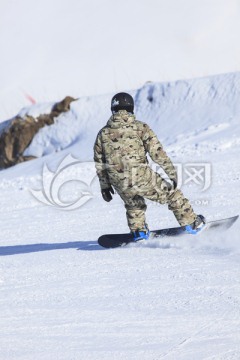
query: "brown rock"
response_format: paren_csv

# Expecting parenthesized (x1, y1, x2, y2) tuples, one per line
(0, 96, 77, 169)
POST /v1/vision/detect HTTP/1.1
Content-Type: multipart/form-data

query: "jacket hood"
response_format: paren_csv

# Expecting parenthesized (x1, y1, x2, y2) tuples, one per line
(107, 110, 136, 128)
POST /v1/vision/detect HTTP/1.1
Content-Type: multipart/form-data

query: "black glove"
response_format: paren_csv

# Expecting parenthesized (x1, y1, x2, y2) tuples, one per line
(171, 178, 177, 190)
(101, 186, 114, 202)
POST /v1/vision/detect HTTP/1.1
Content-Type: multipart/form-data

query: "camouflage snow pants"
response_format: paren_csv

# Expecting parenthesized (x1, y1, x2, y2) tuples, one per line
(115, 169, 196, 232)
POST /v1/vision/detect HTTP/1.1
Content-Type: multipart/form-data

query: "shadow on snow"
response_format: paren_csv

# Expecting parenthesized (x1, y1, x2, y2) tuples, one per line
(0, 240, 103, 256)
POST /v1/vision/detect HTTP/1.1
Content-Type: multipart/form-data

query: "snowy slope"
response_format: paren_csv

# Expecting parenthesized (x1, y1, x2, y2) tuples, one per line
(0, 72, 240, 360)
(1, 71, 239, 169)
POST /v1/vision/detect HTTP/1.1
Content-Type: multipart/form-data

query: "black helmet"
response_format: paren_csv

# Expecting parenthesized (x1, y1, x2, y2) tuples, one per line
(111, 92, 134, 114)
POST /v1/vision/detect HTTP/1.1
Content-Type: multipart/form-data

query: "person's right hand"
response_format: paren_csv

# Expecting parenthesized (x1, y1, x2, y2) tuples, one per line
(171, 179, 177, 190)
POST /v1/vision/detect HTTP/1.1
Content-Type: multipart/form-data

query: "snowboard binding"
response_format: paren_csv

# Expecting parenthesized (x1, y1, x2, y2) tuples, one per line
(185, 214, 206, 234)
(132, 225, 150, 241)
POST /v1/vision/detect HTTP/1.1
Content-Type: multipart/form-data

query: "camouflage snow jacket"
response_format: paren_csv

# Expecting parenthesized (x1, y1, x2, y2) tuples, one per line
(94, 110, 177, 194)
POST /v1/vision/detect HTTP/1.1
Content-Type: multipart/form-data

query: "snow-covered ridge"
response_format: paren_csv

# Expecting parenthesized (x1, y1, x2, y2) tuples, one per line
(0, 71, 239, 179)
(22, 72, 240, 161)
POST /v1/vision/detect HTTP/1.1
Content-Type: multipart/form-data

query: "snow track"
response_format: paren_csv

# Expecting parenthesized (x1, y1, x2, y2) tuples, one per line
(0, 72, 240, 359)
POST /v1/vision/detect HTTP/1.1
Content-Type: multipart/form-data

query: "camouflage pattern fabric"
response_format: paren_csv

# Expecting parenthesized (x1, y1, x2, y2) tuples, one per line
(94, 110, 197, 231)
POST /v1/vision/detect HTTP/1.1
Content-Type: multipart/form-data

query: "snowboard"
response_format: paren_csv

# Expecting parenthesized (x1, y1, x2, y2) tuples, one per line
(98, 215, 239, 249)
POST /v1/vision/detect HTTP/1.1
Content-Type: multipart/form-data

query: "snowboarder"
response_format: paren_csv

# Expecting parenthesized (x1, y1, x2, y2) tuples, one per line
(94, 92, 205, 241)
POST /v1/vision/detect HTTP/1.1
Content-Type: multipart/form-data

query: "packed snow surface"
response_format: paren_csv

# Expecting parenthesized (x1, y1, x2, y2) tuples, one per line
(0, 73, 240, 360)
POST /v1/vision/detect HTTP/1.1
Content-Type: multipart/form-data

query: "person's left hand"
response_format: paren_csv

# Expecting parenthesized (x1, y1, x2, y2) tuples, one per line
(101, 186, 114, 202)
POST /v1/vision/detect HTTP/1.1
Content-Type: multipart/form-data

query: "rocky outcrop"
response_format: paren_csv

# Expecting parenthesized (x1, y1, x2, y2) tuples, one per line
(0, 96, 76, 169)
